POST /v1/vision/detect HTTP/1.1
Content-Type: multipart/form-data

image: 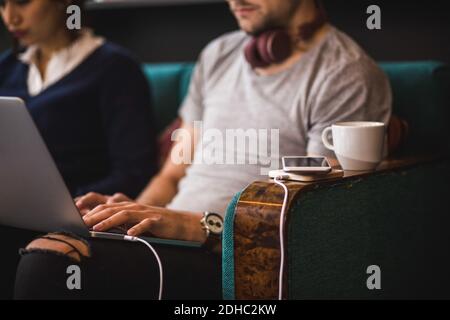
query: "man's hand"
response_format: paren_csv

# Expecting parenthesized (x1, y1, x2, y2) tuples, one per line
(75, 192, 132, 216)
(82, 202, 205, 242)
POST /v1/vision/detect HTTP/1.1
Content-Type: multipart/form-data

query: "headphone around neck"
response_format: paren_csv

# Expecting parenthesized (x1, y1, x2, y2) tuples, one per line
(244, 0, 328, 69)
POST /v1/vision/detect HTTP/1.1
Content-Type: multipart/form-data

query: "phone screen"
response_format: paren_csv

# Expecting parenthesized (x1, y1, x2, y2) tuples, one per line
(283, 157, 330, 168)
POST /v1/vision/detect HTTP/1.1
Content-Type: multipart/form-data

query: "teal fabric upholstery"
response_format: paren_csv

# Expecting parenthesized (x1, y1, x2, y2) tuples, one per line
(222, 191, 242, 300)
(287, 159, 450, 299)
(379, 62, 450, 154)
(142, 63, 194, 133)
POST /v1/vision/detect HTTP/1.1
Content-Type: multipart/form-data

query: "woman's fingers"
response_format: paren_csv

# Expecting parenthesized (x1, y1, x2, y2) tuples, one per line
(127, 217, 160, 237)
(83, 202, 141, 228)
(92, 210, 135, 232)
(108, 193, 132, 204)
(80, 208, 90, 216)
(82, 201, 133, 220)
(76, 192, 132, 217)
(82, 201, 164, 235)
(83, 207, 119, 227)
(75, 192, 108, 214)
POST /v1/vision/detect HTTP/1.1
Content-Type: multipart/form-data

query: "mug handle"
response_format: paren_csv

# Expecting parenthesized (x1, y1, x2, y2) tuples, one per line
(321, 127, 334, 151)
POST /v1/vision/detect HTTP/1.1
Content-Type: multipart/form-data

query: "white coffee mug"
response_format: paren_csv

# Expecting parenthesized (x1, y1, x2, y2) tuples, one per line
(321, 121, 386, 171)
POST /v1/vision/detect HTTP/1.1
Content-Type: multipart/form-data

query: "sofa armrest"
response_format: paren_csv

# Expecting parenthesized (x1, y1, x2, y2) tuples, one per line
(223, 155, 450, 299)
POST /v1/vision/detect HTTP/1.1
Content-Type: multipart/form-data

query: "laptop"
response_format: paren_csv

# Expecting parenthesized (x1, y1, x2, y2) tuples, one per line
(0, 97, 201, 248)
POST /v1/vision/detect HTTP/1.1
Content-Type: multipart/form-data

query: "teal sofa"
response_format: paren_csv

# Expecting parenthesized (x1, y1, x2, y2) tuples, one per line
(142, 63, 195, 134)
(142, 61, 450, 299)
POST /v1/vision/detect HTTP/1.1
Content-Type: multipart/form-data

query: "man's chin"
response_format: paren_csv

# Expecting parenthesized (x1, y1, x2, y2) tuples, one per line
(239, 22, 265, 36)
(238, 18, 279, 36)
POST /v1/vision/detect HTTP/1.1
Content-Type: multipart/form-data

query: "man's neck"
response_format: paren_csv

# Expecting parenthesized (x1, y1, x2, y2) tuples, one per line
(255, 1, 328, 77)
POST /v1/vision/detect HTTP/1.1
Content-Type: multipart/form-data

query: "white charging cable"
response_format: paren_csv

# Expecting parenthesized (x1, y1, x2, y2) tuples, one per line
(274, 175, 289, 300)
(273, 175, 289, 300)
(124, 235, 163, 300)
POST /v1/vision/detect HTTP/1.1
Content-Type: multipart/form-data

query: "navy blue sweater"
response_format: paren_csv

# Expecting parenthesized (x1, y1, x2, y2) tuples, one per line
(0, 43, 157, 198)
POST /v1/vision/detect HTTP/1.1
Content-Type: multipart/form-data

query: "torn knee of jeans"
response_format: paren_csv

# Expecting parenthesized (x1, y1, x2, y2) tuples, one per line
(21, 232, 91, 262)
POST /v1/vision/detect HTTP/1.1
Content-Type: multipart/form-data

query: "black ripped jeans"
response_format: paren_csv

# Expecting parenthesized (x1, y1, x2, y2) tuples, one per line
(1, 226, 222, 300)
(0, 225, 39, 300)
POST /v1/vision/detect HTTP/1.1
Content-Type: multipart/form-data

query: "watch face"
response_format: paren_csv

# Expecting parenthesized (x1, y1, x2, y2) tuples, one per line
(206, 214, 223, 234)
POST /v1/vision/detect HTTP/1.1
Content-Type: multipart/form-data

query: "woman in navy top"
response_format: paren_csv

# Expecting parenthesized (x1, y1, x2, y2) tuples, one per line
(0, 0, 157, 198)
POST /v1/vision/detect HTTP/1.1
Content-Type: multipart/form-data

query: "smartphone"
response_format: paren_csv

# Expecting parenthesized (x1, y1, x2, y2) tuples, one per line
(282, 156, 332, 174)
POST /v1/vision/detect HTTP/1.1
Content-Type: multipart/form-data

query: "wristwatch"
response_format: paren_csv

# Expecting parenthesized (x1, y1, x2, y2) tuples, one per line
(200, 212, 224, 252)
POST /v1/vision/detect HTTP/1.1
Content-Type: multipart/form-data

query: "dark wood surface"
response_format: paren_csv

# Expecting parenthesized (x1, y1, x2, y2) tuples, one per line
(232, 155, 439, 299)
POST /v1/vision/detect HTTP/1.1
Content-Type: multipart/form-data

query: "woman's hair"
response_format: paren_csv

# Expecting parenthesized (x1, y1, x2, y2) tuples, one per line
(11, 0, 87, 55)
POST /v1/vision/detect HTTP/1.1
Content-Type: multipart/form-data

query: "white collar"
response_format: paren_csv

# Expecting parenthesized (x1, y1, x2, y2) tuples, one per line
(19, 29, 105, 96)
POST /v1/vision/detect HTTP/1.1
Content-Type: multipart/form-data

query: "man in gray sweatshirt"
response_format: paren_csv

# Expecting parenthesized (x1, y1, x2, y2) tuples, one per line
(79, 0, 391, 248)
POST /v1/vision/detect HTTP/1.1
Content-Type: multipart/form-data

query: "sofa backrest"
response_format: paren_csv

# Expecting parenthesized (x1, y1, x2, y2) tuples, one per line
(379, 61, 450, 154)
(143, 61, 450, 154)
(142, 63, 195, 134)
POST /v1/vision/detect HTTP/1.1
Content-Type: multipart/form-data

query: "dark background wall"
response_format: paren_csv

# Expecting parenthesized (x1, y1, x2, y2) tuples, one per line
(1, 0, 449, 63)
